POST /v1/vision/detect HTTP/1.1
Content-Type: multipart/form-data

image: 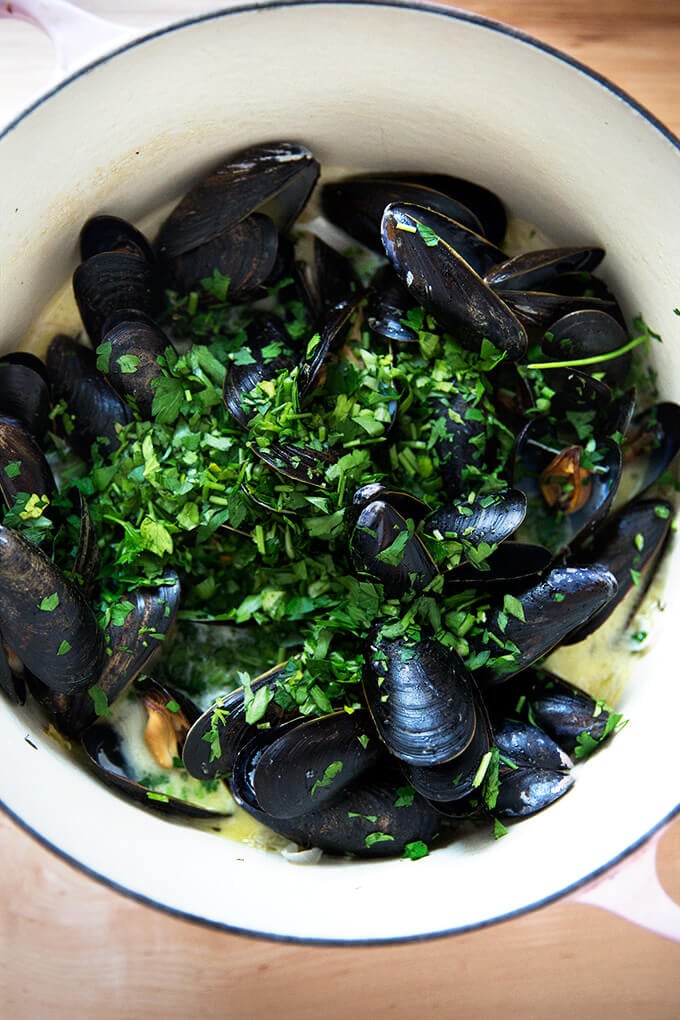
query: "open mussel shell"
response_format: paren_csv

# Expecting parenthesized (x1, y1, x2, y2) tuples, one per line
(232, 752, 441, 858)
(620, 402, 680, 502)
(223, 313, 295, 427)
(320, 175, 484, 252)
(0, 524, 105, 694)
(161, 212, 280, 299)
(81, 678, 230, 819)
(561, 498, 673, 645)
(73, 249, 161, 343)
(381, 203, 527, 361)
(363, 627, 477, 766)
(472, 564, 619, 687)
(80, 214, 155, 263)
(250, 709, 382, 819)
(0, 354, 51, 440)
(46, 334, 132, 460)
(541, 309, 631, 385)
(182, 663, 294, 779)
(404, 690, 492, 804)
(495, 765, 574, 820)
(156, 141, 320, 260)
(100, 311, 172, 419)
(0, 415, 56, 512)
(485, 247, 605, 293)
(512, 418, 623, 555)
(349, 499, 438, 597)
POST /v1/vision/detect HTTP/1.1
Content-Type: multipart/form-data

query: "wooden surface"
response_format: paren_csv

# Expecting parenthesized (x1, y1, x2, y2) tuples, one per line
(1, 2, 680, 1017)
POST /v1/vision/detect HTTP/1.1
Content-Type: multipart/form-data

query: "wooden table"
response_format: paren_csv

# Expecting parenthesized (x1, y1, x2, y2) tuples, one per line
(1, 3, 679, 1017)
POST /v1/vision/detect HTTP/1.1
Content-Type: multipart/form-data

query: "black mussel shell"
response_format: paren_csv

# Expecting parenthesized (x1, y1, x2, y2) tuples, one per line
(320, 176, 484, 252)
(182, 663, 294, 779)
(444, 542, 553, 589)
(0, 355, 51, 440)
(620, 402, 680, 501)
(363, 628, 477, 766)
(100, 311, 172, 419)
(80, 214, 155, 263)
(0, 415, 56, 513)
(405, 692, 492, 804)
(383, 203, 507, 279)
(156, 141, 320, 259)
(223, 313, 294, 427)
(561, 498, 672, 644)
(351, 483, 430, 524)
(29, 573, 181, 737)
(349, 499, 438, 597)
(0, 524, 105, 694)
(251, 710, 383, 819)
(512, 418, 623, 555)
(511, 670, 620, 756)
(73, 249, 160, 343)
(381, 203, 527, 361)
(365, 264, 419, 345)
(541, 309, 631, 386)
(161, 212, 279, 299)
(431, 394, 488, 492)
(297, 296, 362, 399)
(98, 572, 181, 703)
(498, 290, 618, 333)
(493, 718, 572, 772)
(384, 172, 507, 245)
(495, 765, 574, 819)
(424, 489, 527, 548)
(232, 754, 441, 858)
(250, 441, 337, 487)
(311, 236, 362, 325)
(485, 247, 605, 293)
(73, 492, 100, 599)
(46, 334, 132, 460)
(472, 564, 618, 687)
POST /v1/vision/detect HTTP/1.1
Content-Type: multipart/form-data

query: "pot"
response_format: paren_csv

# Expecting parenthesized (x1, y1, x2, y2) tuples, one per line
(0, 0, 678, 944)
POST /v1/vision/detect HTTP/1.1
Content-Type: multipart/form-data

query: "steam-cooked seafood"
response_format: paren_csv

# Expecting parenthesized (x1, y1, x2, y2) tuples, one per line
(1, 141, 677, 858)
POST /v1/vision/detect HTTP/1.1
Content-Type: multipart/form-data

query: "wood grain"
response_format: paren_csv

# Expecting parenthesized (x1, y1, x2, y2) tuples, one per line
(1, 3, 679, 1017)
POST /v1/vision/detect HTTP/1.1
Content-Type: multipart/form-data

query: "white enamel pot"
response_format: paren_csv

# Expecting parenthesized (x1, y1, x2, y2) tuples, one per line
(0, 0, 679, 944)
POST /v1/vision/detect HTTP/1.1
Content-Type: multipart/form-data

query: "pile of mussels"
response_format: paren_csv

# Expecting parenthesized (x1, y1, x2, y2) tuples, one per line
(2, 141, 679, 858)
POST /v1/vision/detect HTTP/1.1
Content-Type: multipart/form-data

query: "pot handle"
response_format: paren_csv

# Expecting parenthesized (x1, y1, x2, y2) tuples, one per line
(570, 820, 680, 943)
(0, 0, 138, 76)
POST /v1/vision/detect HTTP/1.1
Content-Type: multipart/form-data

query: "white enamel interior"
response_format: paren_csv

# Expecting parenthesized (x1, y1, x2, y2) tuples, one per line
(0, 1, 678, 943)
